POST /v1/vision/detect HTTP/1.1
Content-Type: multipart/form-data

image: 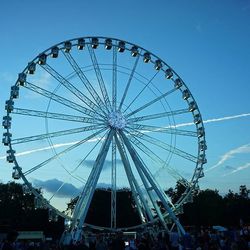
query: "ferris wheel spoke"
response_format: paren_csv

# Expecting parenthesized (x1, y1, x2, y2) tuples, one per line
(124, 130, 184, 181)
(128, 108, 189, 123)
(115, 134, 154, 222)
(87, 44, 112, 110)
(118, 53, 140, 111)
(71, 131, 108, 179)
(128, 128, 197, 163)
(12, 108, 103, 124)
(62, 51, 109, 114)
(128, 123, 197, 137)
(24, 82, 99, 118)
(112, 46, 117, 110)
(118, 130, 186, 235)
(126, 88, 177, 118)
(23, 127, 107, 176)
(40, 63, 106, 118)
(123, 71, 159, 113)
(11, 125, 103, 145)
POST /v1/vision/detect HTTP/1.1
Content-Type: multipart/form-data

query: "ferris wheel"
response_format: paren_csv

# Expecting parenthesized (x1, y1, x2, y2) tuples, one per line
(3, 36, 206, 242)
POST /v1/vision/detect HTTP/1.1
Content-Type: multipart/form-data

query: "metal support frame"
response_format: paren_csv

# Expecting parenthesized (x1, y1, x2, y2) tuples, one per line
(119, 130, 186, 236)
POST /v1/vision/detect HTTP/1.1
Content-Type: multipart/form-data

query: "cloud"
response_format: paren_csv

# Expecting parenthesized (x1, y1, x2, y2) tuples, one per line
(223, 162, 250, 176)
(33, 178, 80, 198)
(206, 143, 250, 172)
(224, 165, 236, 171)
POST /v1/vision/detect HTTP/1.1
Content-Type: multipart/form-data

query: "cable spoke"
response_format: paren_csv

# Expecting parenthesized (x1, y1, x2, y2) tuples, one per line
(12, 108, 104, 124)
(124, 71, 159, 113)
(126, 88, 177, 118)
(112, 46, 117, 110)
(62, 51, 109, 113)
(124, 129, 184, 181)
(128, 123, 197, 137)
(40, 63, 106, 118)
(12, 125, 103, 145)
(23, 127, 107, 176)
(87, 44, 112, 110)
(48, 132, 108, 202)
(128, 108, 189, 123)
(71, 131, 108, 175)
(127, 128, 197, 163)
(24, 82, 98, 117)
(118, 53, 140, 111)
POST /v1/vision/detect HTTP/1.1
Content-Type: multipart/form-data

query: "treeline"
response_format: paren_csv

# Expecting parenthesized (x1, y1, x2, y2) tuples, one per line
(0, 182, 249, 238)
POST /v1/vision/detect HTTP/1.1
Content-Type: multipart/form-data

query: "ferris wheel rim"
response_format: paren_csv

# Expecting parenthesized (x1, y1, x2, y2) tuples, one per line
(3, 36, 206, 233)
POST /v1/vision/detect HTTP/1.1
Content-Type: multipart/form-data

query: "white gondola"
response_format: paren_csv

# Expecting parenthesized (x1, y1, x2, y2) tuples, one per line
(27, 62, 36, 74)
(131, 46, 138, 57)
(18, 73, 26, 86)
(6, 149, 15, 163)
(199, 154, 207, 164)
(143, 52, 151, 63)
(117, 41, 125, 52)
(197, 127, 205, 138)
(64, 41, 72, 52)
(38, 54, 47, 65)
(105, 38, 112, 50)
(5, 100, 14, 112)
(174, 78, 183, 89)
(91, 38, 99, 49)
(154, 60, 162, 70)
(165, 68, 173, 79)
(2, 116, 11, 129)
(188, 101, 197, 112)
(182, 89, 190, 100)
(77, 38, 85, 50)
(12, 168, 21, 180)
(11, 85, 19, 99)
(199, 140, 207, 151)
(51, 46, 59, 58)
(2, 132, 11, 146)
(194, 114, 201, 124)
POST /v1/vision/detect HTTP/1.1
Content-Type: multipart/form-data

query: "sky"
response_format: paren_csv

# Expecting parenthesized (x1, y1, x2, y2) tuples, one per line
(0, 0, 250, 211)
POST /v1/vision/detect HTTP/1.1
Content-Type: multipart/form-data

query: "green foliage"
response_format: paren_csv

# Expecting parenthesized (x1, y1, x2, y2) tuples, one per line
(0, 182, 64, 238)
(0, 181, 249, 235)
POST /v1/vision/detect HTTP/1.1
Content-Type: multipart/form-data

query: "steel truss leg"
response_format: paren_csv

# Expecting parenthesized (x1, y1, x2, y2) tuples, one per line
(70, 130, 114, 242)
(115, 134, 153, 223)
(119, 131, 186, 236)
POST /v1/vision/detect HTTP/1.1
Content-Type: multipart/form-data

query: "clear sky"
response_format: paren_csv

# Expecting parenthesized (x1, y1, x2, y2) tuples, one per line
(0, 0, 250, 209)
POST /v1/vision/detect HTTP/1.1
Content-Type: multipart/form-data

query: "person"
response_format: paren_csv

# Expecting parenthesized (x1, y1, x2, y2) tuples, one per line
(2, 231, 19, 250)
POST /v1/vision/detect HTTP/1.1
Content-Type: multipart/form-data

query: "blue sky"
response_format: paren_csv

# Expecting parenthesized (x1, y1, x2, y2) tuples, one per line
(0, 0, 250, 209)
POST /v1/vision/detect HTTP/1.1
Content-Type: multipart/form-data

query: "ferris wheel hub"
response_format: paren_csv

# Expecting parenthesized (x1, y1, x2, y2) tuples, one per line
(108, 111, 127, 129)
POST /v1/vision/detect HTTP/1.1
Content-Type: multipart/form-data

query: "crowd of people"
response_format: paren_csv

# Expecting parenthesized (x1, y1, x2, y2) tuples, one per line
(1, 226, 250, 250)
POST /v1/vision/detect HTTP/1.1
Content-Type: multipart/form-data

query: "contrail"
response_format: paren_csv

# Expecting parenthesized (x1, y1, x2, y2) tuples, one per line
(223, 162, 250, 176)
(205, 144, 250, 172)
(1, 112, 250, 160)
(175, 113, 250, 128)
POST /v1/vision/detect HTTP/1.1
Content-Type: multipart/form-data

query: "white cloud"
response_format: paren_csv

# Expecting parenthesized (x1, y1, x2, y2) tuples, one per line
(206, 144, 250, 172)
